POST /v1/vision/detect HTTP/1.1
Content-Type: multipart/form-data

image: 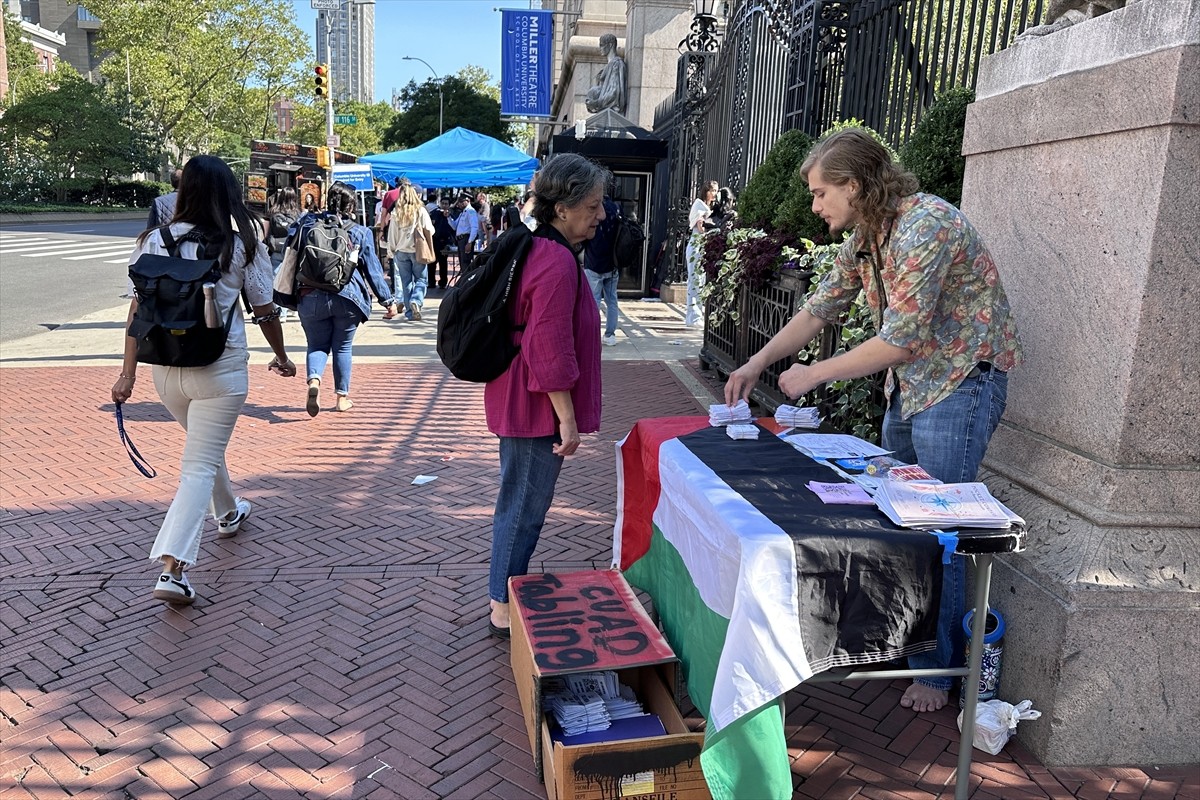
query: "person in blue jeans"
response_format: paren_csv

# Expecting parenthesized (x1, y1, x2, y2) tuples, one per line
(584, 195, 622, 346)
(725, 128, 1022, 713)
(298, 182, 398, 415)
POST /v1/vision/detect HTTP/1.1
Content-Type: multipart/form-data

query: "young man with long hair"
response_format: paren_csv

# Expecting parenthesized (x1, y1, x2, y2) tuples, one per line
(725, 127, 1022, 713)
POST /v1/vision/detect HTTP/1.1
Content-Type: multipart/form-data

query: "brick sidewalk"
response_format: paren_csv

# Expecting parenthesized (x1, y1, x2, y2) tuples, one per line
(1, 362, 1196, 799)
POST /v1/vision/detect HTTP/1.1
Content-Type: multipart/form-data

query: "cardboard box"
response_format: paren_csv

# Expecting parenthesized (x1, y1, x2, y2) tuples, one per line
(510, 570, 710, 800)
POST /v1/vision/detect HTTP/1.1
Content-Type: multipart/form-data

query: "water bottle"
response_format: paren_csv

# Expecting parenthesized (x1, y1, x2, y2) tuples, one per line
(960, 607, 1006, 707)
(202, 282, 220, 328)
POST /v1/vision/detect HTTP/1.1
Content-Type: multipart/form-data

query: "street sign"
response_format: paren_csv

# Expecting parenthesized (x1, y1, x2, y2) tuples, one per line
(326, 134, 341, 148)
(311, 0, 340, 10)
(334, 114, 357, 125)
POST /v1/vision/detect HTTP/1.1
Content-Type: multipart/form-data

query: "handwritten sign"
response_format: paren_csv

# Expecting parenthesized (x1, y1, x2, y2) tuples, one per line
(512, 571, 677, 674)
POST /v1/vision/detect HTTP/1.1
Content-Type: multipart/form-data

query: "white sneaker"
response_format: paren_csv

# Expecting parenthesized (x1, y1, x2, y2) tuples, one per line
(603, 334, 618, 347)
(217, 498, 251, 538)
(153, 573, 196, 605)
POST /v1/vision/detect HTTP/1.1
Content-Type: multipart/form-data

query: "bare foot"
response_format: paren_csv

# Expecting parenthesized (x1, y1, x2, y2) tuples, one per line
(489, 599, 510, 629)
(900, 682, 948, 713)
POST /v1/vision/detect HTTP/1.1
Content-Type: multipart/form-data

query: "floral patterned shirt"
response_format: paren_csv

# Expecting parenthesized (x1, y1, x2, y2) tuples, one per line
(803, 193, 1022, 419)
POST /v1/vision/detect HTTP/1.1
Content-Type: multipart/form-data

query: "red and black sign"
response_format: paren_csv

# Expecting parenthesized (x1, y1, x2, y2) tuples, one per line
(511, 571, 677, 674)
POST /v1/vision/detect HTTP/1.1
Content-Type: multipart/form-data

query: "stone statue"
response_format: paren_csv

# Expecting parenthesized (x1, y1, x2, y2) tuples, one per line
(1019, 0, 1139, 38)
(585, 34, 627, 114)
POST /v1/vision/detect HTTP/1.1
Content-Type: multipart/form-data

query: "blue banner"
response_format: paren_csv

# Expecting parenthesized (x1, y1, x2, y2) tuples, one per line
(501, 10, 553, 117)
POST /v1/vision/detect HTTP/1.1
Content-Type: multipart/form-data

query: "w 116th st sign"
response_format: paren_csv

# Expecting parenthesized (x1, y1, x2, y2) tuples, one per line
(334, 114, 357, 125)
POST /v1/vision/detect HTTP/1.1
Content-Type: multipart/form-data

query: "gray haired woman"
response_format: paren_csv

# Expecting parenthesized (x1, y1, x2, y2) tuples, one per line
(483, 154, 609, 637)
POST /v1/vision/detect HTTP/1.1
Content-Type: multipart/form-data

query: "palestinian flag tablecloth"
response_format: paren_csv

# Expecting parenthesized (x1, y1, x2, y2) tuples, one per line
(615, 417, 944, 800)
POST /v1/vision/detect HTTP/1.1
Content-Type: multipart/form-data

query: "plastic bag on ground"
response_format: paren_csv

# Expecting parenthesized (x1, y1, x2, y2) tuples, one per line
(957, 699, 1041, 755)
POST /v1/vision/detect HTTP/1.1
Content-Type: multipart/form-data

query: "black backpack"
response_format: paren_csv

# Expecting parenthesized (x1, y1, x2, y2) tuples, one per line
(436, 225, 534, 382)
(128, 228, 236, 368)
(611, 215, 646, 271)
(296, 213, 359, 292)
(267, 211, 295, 255)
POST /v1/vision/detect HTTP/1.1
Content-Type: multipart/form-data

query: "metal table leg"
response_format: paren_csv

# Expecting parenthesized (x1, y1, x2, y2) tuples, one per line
(955, 553, 994, 800)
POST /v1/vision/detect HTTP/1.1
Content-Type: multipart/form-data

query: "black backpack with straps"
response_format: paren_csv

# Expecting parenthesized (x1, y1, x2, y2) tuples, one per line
(436, 225, 535, 382)
(127, 227, 237, 368)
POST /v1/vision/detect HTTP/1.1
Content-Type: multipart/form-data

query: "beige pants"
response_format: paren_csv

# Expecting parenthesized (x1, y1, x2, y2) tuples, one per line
(147, 349, 249, 567)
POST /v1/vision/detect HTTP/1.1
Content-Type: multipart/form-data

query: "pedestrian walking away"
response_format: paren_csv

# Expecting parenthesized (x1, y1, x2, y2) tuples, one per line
(112, 155, 297, 607)
(685, 180, 718, 326)
(583, 194, 623, 346)
(295, 182, 399, 416)
(144, 168, 182, 230)
(724, 127, 1022, 714)
(386, 183, 435, 320)
(429, 196, 456, 289)
(484, 153, 607, 638)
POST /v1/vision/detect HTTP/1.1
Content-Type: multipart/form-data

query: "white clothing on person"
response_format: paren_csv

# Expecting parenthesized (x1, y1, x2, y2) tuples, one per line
(685, 199, 711, 326)
(127, 223, 275, 568)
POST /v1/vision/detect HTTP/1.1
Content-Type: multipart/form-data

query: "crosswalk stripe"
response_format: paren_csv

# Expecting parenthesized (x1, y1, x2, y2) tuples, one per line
(104, 257, 133, 264)
(12, 241, 131, 256)
(0, 239, 69, 250)
(61, 247, 136, 261)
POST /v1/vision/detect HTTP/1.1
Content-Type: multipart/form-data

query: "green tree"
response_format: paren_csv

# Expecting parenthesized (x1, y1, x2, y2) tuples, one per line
(383, 65, 519, 149)
(3, 7, 51, 106)
(282, 99, 394, 155)
(0, 68, 159, 201)
(899, 87, 974, 207)
(85, 0, 307, 171)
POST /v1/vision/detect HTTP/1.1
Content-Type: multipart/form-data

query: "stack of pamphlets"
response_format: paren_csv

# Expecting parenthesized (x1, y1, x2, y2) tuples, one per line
(774, 404, 821, 429)
(784, 433, 891, 460)
(874, 481, 1024, 529)
(726, 423, 760, 440)
(543, 671, 651, 736)
(708, 400, 753, 426)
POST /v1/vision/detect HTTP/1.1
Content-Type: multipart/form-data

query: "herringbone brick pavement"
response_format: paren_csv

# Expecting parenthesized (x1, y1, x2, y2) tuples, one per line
(1, 361, 1197, 799)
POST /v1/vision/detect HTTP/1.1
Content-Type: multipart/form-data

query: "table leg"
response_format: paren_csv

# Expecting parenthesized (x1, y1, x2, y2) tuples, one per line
(955, 553, 994, 800)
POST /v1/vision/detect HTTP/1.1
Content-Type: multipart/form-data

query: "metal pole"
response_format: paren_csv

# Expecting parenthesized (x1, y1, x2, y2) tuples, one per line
(955, 553, 993, 800)
(324, 10, 335, 177)
(403, 56, 442, 135)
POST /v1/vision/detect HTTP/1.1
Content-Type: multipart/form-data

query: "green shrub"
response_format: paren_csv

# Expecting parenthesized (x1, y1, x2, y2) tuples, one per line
(737, 129, 813, 229)
(773, 119, 895, 242)
(899, 86, 974, 207)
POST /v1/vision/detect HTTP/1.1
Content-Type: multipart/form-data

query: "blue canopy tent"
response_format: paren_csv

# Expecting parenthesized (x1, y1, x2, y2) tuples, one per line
(360, 127, 538, 188)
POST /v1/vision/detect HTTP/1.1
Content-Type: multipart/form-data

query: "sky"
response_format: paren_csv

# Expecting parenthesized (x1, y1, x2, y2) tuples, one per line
(290, 0, 539, 105)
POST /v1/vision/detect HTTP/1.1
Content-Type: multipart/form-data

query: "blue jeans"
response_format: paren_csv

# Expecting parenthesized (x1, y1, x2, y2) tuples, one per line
(392, 251, 427, 314)
(298, 291, 361, 396)
(882, 367, 1009, 690)
(585, 269, 619, 338)
(489, 435, 564, 603)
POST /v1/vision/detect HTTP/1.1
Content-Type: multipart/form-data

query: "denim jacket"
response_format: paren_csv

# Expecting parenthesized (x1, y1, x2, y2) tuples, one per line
(294, 212, 394, 322)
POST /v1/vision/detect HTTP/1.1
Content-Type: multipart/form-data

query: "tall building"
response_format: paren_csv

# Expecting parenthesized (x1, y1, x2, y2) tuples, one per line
(7, 0, 103, 80)
(315, 2, 374, 104)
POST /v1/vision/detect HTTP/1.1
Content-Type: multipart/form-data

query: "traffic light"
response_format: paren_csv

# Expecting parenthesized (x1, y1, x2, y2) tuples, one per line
(314, 64, 329, 99)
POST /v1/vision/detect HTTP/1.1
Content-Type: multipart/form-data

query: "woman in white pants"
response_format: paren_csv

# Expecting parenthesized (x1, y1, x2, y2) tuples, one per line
(685, 180, 718, 326)
(112, 155, 296, 606)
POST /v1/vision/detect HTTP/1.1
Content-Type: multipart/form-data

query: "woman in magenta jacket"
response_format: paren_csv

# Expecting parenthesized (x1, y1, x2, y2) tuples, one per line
(484, 154, 609, 637)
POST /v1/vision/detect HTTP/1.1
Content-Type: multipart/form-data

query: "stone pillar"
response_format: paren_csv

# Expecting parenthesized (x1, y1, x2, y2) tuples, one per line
(626, 0, 694, 128)
(960, 0, 1199, 765)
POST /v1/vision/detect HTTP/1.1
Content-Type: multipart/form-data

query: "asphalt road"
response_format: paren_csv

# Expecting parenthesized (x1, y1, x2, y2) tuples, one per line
(0, 218, 146, 344)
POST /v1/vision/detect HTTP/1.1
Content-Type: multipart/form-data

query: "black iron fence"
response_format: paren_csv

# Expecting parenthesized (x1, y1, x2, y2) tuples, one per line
(654, 0, 1046, 283)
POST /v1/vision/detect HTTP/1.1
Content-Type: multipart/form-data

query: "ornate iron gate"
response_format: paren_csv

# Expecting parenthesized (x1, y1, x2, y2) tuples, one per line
(655, 0, 1045, 282)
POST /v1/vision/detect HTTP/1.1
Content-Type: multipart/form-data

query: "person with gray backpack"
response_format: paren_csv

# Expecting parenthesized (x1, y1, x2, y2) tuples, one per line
(293, 182, 398, 415)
